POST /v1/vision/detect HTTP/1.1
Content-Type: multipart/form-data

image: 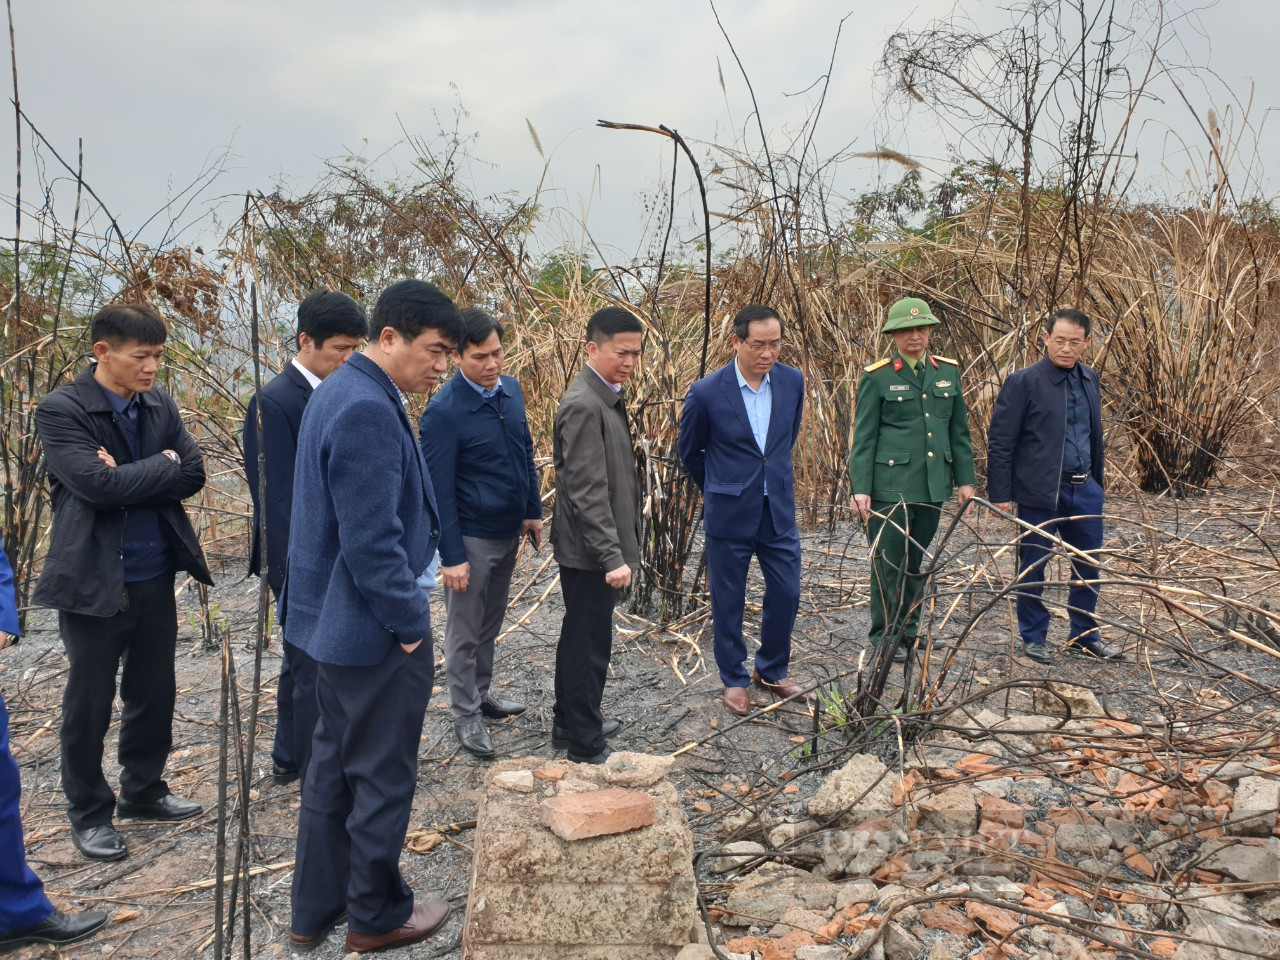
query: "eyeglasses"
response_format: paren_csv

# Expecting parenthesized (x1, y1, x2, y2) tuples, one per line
(1047, 338, 1086, 349)
(743, 340, 785, 354)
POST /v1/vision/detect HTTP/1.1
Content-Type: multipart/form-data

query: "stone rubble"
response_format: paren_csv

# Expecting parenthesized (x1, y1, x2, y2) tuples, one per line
(695, 699, 1280, 960)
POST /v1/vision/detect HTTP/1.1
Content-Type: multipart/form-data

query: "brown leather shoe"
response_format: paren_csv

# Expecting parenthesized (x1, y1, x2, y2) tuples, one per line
(345, 901, 449, 954)
(751, 670, 809, 702)
(722, 686, 751, 716)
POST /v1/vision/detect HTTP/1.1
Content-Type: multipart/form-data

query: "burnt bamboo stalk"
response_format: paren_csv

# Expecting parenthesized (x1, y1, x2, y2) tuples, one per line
(239, 278, 269, 960)
(213, 625, 231, 960)
(5, 0, 19, 335)
(595, 120, 713, 379)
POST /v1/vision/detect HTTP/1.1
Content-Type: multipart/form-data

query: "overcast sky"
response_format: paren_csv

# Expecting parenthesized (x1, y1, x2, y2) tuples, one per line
(6, 0, 1276, 262)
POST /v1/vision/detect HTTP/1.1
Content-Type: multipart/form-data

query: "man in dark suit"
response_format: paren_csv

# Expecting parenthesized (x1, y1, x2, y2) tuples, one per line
(420, 309, 541, 758)
(33, 303, 212, 862)
(679, 304, 807, 716)
(281, 279, 462, 955)
(1, 545, 107, 952)
(550, 307, 643, 764)
(988, 307, 1121, 663)
(242, 289, 366, 786)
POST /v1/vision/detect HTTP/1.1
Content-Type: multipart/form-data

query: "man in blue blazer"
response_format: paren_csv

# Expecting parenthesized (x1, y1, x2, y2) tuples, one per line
(280, 279, 463, 955)
(243, 289, 366, 786)
(679, 305, 808, 716)
(1, 546, 107, 952)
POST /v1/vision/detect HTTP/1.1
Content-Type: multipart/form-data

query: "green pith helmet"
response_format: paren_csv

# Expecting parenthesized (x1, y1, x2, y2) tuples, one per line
(882, 297, 941, 333)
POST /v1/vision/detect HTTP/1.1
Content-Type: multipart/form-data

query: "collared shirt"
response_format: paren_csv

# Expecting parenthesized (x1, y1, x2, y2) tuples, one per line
(735, 359, 772, 496)
(98, 382, 171, 582)
(1063, 364, 1091, 474)
(461, 373, 504, 423)
(586, 363, 623, 394)
(291, 356, 323, 390)
(364, 356, 409, 407)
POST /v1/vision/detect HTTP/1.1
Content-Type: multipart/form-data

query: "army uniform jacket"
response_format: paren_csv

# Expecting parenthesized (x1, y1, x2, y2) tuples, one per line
(849, 352, 976, 503)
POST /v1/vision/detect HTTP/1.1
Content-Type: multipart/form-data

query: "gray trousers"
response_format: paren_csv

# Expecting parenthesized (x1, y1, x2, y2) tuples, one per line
(444, 535, 521, 720)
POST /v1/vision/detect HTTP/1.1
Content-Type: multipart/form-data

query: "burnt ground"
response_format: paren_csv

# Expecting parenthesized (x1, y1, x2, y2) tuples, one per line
(3, 491, 1280, 958)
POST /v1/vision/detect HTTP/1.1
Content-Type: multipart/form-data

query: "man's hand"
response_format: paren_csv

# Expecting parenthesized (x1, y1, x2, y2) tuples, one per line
(400, 639, 422, 654)
(851, 493, 872, 522)
(991, 501, 1012, 514)
(441, 562, 470, 593)
(956, 485, 976, 515)
(0, 630, 14, 651)
(97, 447, 117, 469)
(521, 518, 543, 550)
(605, 563, 632, 589)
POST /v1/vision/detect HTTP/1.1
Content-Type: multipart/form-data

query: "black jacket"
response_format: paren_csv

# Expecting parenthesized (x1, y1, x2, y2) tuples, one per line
(33, 366, 213, 616)
(986, 356, 1104, 511)
(244, 363, 313, 595)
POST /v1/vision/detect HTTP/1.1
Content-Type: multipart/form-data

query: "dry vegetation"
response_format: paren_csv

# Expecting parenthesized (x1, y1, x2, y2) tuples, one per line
(3, 2, 1280, 957)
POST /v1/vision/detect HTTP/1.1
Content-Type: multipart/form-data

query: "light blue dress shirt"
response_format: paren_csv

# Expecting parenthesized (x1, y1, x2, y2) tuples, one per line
(735, 360, 772, 495)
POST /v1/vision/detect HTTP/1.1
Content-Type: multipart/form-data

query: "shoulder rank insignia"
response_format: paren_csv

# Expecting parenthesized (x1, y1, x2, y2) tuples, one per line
(864, 358, 890, 373)
(932, 355, 958, 366)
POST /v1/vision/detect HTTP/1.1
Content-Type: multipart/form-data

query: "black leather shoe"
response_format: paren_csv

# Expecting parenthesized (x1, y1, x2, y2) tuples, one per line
(288, 909, 348, 953)
(455, 717, 495, 758)
(116, 793, 202, 822)
(479, 695, 526, 718)
(70, 823, 127, 861)
(272, 761, 300, 786)
(892, 645, 910, 664)
(1022, 642, 1052, 664)
(0, 908, 109, 951)
(1070, 639, 1124, 661)
(551, 719, 620, 749)
(567, 746, 612, 765)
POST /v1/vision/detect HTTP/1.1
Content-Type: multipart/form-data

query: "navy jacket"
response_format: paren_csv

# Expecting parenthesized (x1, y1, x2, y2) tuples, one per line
(32, 366, 212, 616)
(243, 362, 313, 595)
(419, 372, 540, 567)
(0, 546, 18, 638)
(280, 353, 439, 667)
(678, 360, 804, 541)
(987, 356, 1104, 511)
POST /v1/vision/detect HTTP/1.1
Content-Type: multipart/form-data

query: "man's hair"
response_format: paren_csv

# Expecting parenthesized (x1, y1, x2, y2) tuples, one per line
(731, 304, 782, 340)
(371, 279, 464, 346)
(585, 306, 643, 345)
(1046, 307, 1091, 337)
(296, 289, 368, 349)
(90, 303, 168, 347)
(458, 307, 504, 351)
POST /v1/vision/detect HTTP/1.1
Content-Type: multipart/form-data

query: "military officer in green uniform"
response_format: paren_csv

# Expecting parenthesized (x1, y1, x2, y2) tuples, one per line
(850, 297, 976, 661)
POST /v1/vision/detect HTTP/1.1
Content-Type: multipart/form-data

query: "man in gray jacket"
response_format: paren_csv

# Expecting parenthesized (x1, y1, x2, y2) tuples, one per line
(549, 307, 644, 764)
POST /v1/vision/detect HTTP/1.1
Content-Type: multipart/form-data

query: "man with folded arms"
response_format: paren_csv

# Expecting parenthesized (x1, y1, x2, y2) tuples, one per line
(988, 307, 1122, 663)
(420, 308, 541, 758)
(33, 303, 212, 862)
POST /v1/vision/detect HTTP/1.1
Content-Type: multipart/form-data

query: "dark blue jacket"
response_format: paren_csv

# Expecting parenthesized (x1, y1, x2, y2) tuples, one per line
(419, 372, 540, 567)
(0, 546, 18, 638)
(987, 356, 1104, 511)
(678, 361, 804, 540)
(243, 362, 313, 596)
(280, 353, 439, 667)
